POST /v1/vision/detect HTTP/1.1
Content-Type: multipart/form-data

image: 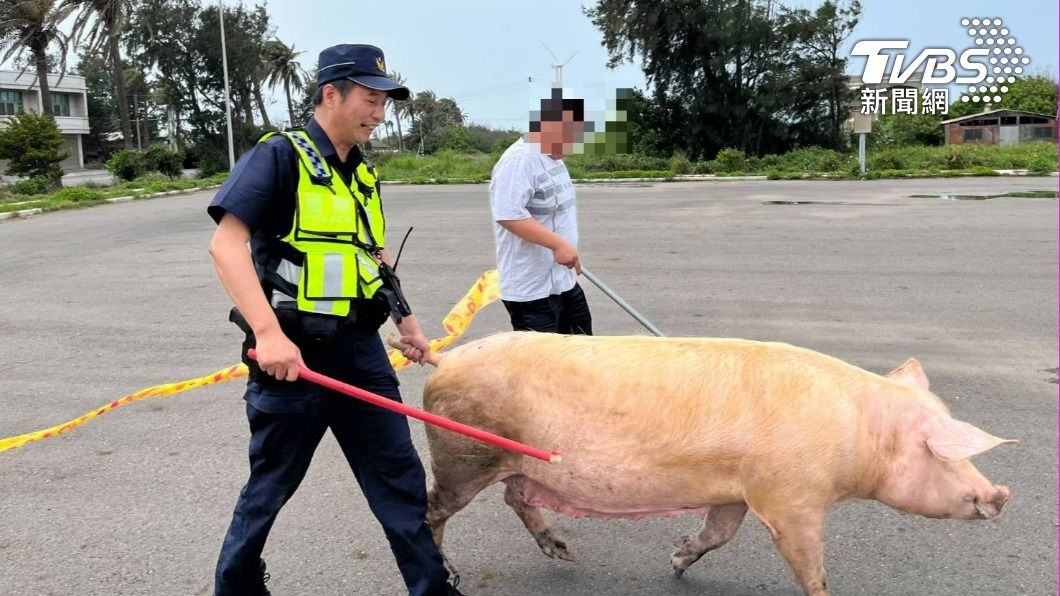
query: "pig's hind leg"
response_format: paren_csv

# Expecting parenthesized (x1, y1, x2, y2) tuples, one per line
(503, 477, 577, 562)
(671, 503, 748, 576)
(427, 451, 511, 576)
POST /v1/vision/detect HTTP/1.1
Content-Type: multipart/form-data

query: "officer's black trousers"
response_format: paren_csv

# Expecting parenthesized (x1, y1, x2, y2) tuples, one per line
(214, 337, 450, 596)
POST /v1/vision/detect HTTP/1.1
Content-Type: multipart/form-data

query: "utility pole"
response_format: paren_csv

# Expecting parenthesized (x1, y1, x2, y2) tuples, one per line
(219, 0, 235, 169)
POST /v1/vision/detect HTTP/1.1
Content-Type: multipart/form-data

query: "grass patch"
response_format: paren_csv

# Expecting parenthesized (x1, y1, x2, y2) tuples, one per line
(0, 172, 228, 215)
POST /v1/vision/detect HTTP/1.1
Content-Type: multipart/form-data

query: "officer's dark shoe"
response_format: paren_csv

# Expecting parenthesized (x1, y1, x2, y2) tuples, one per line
(446, 575, 466, 595)
(253, 558, 272, 596)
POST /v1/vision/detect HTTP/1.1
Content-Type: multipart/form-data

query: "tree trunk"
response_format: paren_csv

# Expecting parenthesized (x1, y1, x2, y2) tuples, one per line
(31, 39, 53, 117)
(253, 79, 271, 129)
(242, 92, 254, 127)
(167, 104, 178, 149)
(284, 78, 295, 128)
(109, 29, 133, 149)
(394, 105, 404, 151)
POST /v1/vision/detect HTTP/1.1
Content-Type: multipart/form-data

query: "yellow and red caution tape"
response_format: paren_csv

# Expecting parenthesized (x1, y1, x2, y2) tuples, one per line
(0, 270, 501, 453)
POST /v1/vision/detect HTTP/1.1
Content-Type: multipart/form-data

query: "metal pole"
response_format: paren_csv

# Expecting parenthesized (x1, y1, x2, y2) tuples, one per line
(858, 132, 866, 173)
(579, 267, 665, 337)
(219, 0, 236, 170)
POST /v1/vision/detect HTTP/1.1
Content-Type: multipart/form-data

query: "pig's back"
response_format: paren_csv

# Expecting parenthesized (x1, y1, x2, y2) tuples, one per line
(424, 332, 884, 512)
(426, 332, 875, 446)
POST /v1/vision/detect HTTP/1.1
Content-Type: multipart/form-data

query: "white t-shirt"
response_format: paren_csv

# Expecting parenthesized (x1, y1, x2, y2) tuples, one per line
(489, 138, 579, 302)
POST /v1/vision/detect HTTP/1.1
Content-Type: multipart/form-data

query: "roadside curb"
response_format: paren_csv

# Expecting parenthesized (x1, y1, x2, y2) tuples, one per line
(104, 185, 223, 203)
(0, 208, 43, 221)
(1, 185, 223, 223)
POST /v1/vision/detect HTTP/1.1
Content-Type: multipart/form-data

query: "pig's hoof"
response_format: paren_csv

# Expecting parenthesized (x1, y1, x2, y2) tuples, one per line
(535, 530, 576, 562)
(671, 535, 702, 576)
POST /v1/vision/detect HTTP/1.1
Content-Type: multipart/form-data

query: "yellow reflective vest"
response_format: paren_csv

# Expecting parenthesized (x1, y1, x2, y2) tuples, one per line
(260, 130, 385, 317)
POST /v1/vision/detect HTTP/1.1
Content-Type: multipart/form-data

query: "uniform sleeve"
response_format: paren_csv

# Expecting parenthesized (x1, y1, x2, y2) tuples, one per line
(207, 138, 295, 233)
(490, 152, 535, 221)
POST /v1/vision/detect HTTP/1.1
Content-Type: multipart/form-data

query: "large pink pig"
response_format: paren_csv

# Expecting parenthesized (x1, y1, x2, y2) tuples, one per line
(418, 332, 1015, 596)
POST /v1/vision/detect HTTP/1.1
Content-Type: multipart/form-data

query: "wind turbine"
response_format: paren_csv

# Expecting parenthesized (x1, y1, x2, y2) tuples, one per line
(542, 44, 577, 86)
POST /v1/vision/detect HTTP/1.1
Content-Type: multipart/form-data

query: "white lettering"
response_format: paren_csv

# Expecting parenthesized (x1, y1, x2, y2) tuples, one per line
(852, 40, 909, 84)
(921, 50, 957, 84)
(957, 48, 990, 83)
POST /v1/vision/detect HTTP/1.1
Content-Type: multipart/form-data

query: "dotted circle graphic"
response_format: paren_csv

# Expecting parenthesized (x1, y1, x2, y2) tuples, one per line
(960, 17, 1029, 103)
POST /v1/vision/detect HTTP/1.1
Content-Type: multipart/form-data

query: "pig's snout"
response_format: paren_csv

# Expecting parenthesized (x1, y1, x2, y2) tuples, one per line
(974, 485, 1010, 520)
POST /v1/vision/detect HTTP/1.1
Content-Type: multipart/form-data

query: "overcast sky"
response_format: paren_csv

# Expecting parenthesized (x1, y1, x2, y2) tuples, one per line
(3, 1, 1055, 130)
(259, 0, 1057, 131)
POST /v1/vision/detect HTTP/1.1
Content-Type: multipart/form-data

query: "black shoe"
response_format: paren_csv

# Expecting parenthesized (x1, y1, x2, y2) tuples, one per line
(446, 574, 465, 595)
(255, 558, 272, 596)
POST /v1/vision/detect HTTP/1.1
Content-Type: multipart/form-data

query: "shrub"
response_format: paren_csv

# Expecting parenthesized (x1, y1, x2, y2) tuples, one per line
(711, 148, 747, 173)
(1028, 154, 1057, 174)
(107, 150, 146, 181)
(50, 187, 103, 203)
(5, 175, 55, 196)
(668, 153, 691, 175)
(0, 112, 67, 185)
(144, 144, 184, 179)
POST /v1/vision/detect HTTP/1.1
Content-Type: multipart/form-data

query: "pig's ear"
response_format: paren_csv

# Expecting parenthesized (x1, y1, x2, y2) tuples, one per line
(925, 416, 1018, 462)
(887, 358, 929, 390)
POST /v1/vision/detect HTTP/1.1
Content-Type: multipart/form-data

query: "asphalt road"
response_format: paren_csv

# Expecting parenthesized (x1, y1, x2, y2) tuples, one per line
(0, 177, 1056, 596)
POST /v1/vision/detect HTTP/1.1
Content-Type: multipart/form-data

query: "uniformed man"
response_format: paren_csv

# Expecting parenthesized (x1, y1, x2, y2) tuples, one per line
(207, 44, 461, 596)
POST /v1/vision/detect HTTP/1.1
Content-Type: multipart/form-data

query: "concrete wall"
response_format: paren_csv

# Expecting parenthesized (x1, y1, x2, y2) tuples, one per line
(947, 123, 998, 145)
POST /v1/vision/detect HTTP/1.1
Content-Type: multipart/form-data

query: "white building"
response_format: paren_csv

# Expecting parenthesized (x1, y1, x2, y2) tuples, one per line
(0, 69, 91, 171)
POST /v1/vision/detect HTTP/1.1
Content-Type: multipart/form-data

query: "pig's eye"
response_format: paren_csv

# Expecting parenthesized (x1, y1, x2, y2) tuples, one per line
(963, 494, 975, 502)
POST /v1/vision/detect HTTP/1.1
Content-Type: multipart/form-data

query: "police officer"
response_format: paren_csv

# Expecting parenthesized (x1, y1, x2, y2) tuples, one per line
(207, 44, 462, 596)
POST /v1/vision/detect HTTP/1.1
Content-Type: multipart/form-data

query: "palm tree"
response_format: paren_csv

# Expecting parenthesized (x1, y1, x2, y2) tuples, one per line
(0, 0, 76, 117)
(382, 119, 394, 148)
(262, 38, 307, 129)
(66, 0, 133, 148)
(387, 70, 408, 151)
(251, 61, 272, 130)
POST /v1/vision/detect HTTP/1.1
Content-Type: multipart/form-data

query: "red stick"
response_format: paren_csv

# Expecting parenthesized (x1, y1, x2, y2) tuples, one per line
(247, 349, 562, 463)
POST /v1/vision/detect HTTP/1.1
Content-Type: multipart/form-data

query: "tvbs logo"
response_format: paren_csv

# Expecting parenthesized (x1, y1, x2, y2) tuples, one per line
(853, 17, 1030, 102)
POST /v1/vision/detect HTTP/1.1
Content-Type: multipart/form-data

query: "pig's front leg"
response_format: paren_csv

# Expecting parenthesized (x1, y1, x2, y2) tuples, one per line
(503, 479, 576, 562)
(671, 503, 748, 576)
(754, 506, 829, 596)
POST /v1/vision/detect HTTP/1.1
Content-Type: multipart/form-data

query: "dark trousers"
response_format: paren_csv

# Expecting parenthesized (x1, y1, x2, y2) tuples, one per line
(214, 337, 450, 596)
(502, 282, 593, 335)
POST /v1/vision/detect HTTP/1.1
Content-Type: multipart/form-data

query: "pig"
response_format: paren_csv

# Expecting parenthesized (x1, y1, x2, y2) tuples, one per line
(416, 332, 1015, 596)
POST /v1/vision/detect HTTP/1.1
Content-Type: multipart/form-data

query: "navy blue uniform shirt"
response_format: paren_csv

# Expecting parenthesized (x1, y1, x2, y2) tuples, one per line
(208, 118, 393, 413)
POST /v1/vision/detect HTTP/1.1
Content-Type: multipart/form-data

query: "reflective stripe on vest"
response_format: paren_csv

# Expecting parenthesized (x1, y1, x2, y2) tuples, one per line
(258, 130, 386, 317)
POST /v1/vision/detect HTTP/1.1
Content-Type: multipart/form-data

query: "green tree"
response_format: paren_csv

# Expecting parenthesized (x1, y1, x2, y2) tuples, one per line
(996, 75, 1058, 115)
(408, 91, 464, 153)
(67, 0, 135, 148)
(195, 4, 272, 155)
(126, 0, 203, 148)
(388, 70, 408, 151)
(0, 0, 76, 117)
(947, 76, 1058, 119)
(586, 0, 862, 158)
(869, 111, 943, 147)
(77, 52, 119, 159)
(0, 112, 68, 185)
(262, 39, 308, 129)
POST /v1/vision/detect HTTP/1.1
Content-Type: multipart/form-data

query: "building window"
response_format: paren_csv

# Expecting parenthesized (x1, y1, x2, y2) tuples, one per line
(1032, 126, 1054, 139)
(50, 93, 71, 117)
(0, 89, 22, 115)
(963, 128, 984, 142)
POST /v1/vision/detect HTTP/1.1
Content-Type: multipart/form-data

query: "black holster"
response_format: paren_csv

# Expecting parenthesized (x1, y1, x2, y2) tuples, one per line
(229, 305, 343, 382)
(376, 261, 412, 323)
